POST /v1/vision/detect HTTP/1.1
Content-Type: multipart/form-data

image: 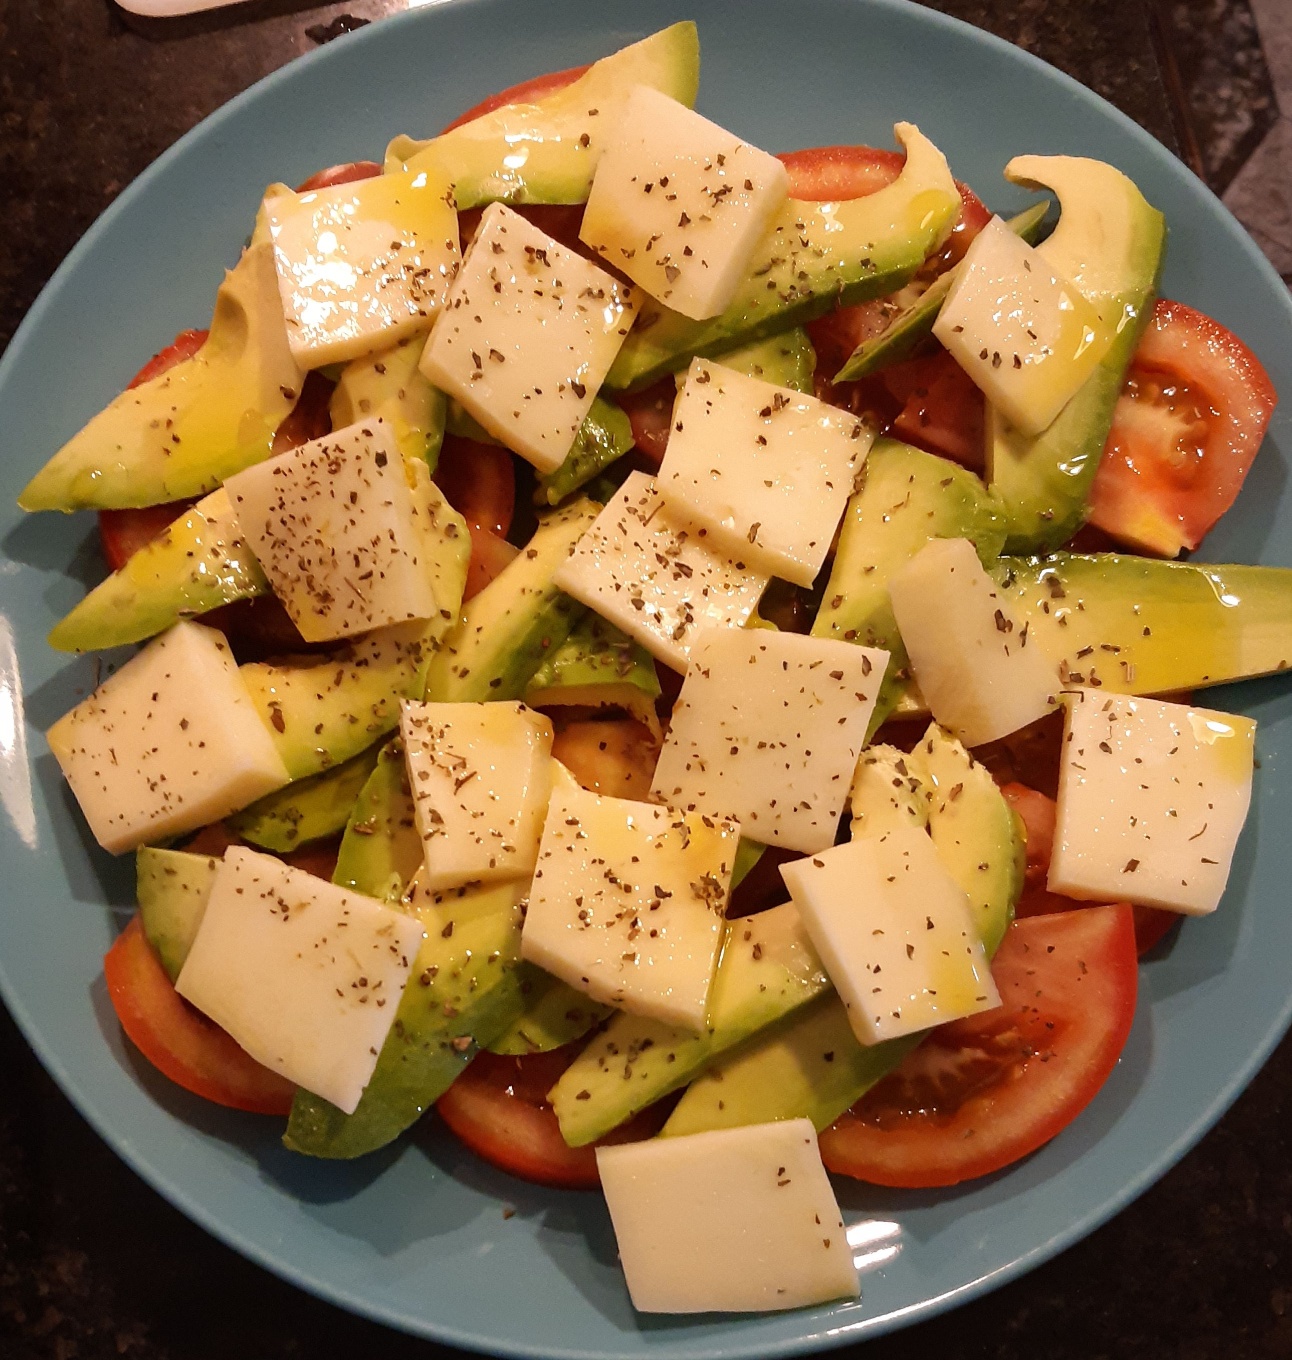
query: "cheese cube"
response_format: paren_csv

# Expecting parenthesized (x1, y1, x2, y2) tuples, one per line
(1049, 691, 1255, 915)
(580, 85, 790, 321)
(782, 828, 1000, 1044)
(596, 1119, 858, 1313)
(226, 418, 450, 643)
(552, 472, 769, 672)
(175, 847, 425, 1113)
(651, 627, 887, 855)
(889, 536, 1059, 747)
(657, 359, 872, 586)
(400, 699, 554, 891)
(266, 165, 461, 368)
(521, 781, 739, 1028)
(419, 203, 636, 472)
(46, 622, 289, 854)
(932, 216, 1114, 436)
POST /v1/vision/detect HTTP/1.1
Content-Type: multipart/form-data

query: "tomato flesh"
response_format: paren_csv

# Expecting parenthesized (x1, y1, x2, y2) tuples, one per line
(435, 435, 516, 537)
(819, 904, 1138, 1187)
(1088, 299, 1278, 556)
(104, 914, 295, 1115)
(435, 1046, 669, 1189)
(615, 377, 676, 465)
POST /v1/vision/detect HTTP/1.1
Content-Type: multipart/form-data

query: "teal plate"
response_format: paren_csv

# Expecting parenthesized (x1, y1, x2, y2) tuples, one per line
(1, 1, 1290, 1355)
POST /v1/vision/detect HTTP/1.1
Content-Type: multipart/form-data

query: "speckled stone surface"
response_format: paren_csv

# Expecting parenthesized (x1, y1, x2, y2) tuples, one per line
(3, 3, 1291, 1359)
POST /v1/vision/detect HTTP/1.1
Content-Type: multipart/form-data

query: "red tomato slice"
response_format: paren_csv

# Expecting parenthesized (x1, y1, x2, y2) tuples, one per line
(126, 328, 209, 389)
(271, 369, 335, 455)
(819, 904, 1138, 1187)
(435, 435, 516, 537)
(104, 914, 296, 1116)
(465, 524, 520, 600)
(886, 349, 985, 469)
(1001, 782, 1178, 954)
(294, 161, 382, 193)
(614, 377, 676, 465)
(441, 64, 590, 134)
(435, 1046, 670, 1189)
(1088, 299, 1278, 556)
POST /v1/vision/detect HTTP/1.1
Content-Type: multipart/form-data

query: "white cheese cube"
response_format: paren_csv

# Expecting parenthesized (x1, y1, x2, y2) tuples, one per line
(266, 165, 461, 368)
(781, 827, 1000, 1044)
(657, 358, 872, 586)
(552, 471, 769, 672)
(175, 847, 425, 1113)
(46, 622, 289, 854)
(580, 85, 790, 321)
(596, 1118, 858, 1313)
(932, 216, 1114, 436)
(1049, 691, 1255, 915)
(419, 203, 636, 472)
(226, 418, 451, 643)
(889, 536, 1059, 747)
(400, 699, 554, 891)
(521, 781, 739, 1028)
(651, 627, 887, 855)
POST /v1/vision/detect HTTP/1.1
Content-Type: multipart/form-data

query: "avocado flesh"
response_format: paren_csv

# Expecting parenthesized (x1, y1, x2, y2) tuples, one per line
(534, 397, 634, 507)
(811, 438, 1008, 734)
(20, 228, 302, 513)
(136, 847, 219, 983)
(487, 965, 613, 1056)
(659, 732, 1021, 1136)
(986, 157, 1166, 552)
(48, 488, 267, 653)
(606, 124, 963, 392)
(226, 742, 383, 853)
(386, 23, 700, 210)
(330, 336, 446, 471)
(523, 612, 660, 734)
(284, 874, 527, 1159)
(332, 739, 422, 903)
(690, 328, 817, 393)
(833, 200, 1051, 383)
(425, 499, 598, 703)
(992, 553, 1292, 695)
(551, 900, 829, 1146)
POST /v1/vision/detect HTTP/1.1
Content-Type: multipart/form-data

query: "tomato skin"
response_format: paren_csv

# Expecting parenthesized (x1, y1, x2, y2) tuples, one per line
(294, 161, 381, 193)
(614, 377, 676, 465)
(441, 64, 589, 134)
(886, 350, 985, 469)
(464, 524, 519, 600)
(104, 915, 296, 1116)
(819, 904, 1138, 1188)
(126, 328, 209, 389)
(435, 1046, 669, 1189)
(435, 435, 516, 538)
(1088, 299, 1278, 556)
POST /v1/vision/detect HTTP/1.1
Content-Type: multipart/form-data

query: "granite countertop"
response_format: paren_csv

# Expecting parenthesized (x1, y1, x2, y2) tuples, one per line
(3, 2, 1292, 1358)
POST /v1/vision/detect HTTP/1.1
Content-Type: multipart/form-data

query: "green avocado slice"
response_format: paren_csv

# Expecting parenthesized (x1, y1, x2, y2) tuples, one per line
(385, 23, 700, 211)
(486, 965, 613, 1056)
(523, 612, 661, 735)
(605, 124, 963, 392)
(136, 847, 220, 984)
(690, 328, 818, 393)
(330, 336, 446, 472)
(534, 397, 634, 507)
(331, 739, 422, 903)
(20, 215, 303, 513)
(986, 156, 1166, 552)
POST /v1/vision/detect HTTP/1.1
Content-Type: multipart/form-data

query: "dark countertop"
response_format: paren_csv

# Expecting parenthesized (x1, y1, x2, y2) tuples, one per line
(3, 3, 1290, 1358)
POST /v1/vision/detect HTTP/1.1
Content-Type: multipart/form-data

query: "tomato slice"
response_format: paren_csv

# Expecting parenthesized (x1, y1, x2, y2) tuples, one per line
(104, 914, 295, 1115)
(464, 524, 520, 600)
(294, 161, 381, 193)
(435, 435, 516, 537)
(614, 377, 676, 465)
(819, 903, 1138, 1187)
(885, 349, 986, 469)
(126, 328, 209, 389)
(1088, 299, 1278, 556)
(440, 64, 590, 134)
(435, 1046, 670, 1189)
(270, 368, 335, 455)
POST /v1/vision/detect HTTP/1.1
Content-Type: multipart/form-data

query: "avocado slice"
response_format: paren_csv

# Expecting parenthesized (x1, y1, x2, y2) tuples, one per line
(833, 200, 1051, 382)
(48, 487, 267, 653)
(284, 874, 527, 1159)
(136, 846, 219, 983)
(986, 157, 1166, 551)
(330, 336, 446, 471)
(605, 124, 962, 392)
(523, 612, 661, 734)
(848, 744, 930, 839)
(330, 738, 423, 903)
(226, 741, 383, 853)
(659, 730, 1021, 1136)
(685, 328, 817, 393)
(486, 965, 613, 1056)
(425, 498, 598, 702)
(550, 900, 830, 1147)
(992, 553, 1292, 695)
(534, 397, 634, 508)
(20, 221, 302, 513)
(811, 438, 1008, 733)
(385, 23, 700, 211)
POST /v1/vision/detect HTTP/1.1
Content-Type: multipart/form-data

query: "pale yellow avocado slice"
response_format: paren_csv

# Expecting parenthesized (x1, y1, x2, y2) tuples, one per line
(20, 203, 303, 513)
(384, 23, 700, 210)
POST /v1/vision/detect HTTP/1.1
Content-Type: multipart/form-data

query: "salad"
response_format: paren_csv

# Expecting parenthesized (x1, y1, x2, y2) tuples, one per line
(17, 19, 1285, 1318)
